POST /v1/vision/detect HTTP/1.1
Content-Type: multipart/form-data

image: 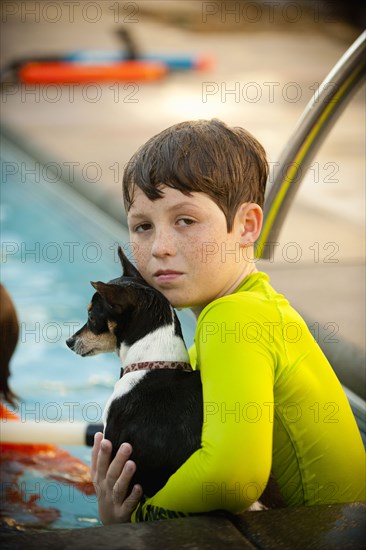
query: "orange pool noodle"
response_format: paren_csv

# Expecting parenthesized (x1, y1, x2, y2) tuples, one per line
(19, 60, 168, 83)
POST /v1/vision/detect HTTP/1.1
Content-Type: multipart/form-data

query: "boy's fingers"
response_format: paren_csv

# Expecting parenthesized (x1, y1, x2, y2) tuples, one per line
(112, 459, 136, 505)
(107, 443, 133, 487)
(120, 485, 143, 521)
(91, 432, 103, 480)
(96, 438, 113, 480)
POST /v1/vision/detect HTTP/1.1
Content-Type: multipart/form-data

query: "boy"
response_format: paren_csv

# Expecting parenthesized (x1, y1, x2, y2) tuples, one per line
(91, 119, 365, 524)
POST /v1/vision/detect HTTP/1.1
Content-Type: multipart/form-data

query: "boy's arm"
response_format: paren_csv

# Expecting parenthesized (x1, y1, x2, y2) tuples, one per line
(132, 300, 275, 521)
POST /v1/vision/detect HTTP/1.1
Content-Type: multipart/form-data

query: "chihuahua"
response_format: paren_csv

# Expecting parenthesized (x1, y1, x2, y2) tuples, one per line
(66, 247, 202, 497)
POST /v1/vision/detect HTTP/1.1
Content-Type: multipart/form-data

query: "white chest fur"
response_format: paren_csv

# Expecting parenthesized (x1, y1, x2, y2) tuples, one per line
(103, 323, 190, 430)
(119, 324, 190, 365)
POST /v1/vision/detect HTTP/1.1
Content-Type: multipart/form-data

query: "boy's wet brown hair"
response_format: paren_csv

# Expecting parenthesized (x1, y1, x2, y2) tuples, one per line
(123, 119, 268, 231)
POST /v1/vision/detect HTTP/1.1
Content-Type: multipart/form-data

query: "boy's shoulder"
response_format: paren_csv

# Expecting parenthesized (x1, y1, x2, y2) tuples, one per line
(197, 271, 303, 327)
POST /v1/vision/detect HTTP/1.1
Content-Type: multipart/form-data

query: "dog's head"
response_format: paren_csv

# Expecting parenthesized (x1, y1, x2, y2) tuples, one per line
(66, 247, 178, 357)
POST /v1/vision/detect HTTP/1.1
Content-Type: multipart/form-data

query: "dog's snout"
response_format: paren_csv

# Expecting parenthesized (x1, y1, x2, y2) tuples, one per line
(66, 336, 75, 349)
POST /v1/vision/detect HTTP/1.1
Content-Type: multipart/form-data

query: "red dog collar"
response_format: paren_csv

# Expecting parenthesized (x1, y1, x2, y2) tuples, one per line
(122, 361, 192, 377)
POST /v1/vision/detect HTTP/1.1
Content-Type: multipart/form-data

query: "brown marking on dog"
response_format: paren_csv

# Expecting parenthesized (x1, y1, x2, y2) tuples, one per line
(107, 320, 117, 333)
(74, 326, 117, 355)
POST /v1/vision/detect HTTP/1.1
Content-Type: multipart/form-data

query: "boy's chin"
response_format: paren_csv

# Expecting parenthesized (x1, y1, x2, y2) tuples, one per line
(160, 290, 189, 309)
(150, 283, 198, 310)
(169, 295, 201, 311)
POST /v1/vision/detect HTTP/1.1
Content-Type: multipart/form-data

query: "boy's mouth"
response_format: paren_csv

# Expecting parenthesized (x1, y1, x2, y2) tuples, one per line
(154, 270, 183, 283)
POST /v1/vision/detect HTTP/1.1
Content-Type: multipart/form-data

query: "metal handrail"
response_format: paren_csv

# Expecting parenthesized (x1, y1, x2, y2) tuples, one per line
(256, 31, 366, 259)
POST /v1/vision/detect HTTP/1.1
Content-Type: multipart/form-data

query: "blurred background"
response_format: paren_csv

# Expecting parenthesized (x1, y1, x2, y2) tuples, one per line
(1, 0, 365, 346)
(0, 0, 365, 530)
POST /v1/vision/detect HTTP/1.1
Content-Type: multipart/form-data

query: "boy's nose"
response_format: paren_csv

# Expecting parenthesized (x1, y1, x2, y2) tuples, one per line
(151, 230, 176, 257)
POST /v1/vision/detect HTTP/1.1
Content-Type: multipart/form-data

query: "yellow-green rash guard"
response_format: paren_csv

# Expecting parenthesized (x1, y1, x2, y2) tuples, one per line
(132, 272, 365, 522)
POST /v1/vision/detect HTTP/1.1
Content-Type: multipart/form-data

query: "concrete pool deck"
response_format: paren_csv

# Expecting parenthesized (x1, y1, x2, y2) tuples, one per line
(1, 502, 365, 549)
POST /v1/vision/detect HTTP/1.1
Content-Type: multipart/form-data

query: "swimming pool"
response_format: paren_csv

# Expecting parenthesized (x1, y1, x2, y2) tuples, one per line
(0, 136, 196, 529)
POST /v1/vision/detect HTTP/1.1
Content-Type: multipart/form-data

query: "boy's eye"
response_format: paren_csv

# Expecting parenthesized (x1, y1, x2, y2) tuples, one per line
(177, 218, 195, 226)
(134, 223, 152, 233)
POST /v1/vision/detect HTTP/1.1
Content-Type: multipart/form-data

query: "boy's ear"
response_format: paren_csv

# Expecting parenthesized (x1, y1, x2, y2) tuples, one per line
(117, 246, 144, 280)
(237, 203, 263, 246)
(90, 281, 137, 313)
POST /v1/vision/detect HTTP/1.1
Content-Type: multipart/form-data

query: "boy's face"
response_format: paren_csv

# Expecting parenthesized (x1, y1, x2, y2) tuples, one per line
(127, 186, 256, 311)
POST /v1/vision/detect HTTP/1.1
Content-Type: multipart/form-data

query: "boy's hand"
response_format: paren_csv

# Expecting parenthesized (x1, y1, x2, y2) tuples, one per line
(91, 432, 143, 525)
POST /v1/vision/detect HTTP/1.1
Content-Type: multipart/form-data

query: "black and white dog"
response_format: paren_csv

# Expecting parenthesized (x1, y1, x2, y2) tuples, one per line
(66, 247, 202, 497)
(66, 246, 282, 508)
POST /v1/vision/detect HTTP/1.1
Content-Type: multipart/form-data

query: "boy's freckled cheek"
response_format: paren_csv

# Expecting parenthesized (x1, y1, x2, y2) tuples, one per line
(180, 239, 201, 258)
(130, 245, 149, 272)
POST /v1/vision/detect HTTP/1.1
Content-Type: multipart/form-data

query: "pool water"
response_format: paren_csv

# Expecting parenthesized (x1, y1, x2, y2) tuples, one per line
(0, 137, 196, 529)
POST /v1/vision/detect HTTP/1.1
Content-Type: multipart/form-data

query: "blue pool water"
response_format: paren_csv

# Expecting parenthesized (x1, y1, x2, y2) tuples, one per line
(0, 137, 196, 528)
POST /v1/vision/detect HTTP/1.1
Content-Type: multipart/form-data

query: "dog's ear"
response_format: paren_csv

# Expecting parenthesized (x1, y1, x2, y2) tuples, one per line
(118, 246, 144, 280)
(91, 281, 137, 313)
